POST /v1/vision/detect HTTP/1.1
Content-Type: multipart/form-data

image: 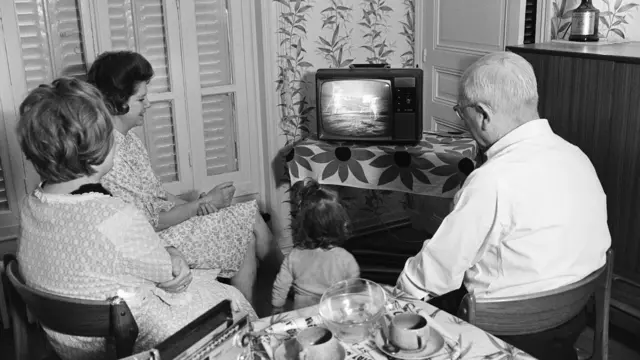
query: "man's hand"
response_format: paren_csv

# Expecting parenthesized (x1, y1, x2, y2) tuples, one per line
(158, 247, 193, 293)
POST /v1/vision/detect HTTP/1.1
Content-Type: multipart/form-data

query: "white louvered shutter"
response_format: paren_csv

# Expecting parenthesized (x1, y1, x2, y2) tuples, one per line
(0, 11, 29, 239)
(0, 113, 21, 239)
(98, 0, 193, 194)
(0, 0, 93, 211)
(179, 0, 259, 197)
(12, 0, 88, 92)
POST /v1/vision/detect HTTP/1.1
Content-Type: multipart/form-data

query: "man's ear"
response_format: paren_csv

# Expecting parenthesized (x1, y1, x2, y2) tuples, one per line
(476, 103, 492, 130)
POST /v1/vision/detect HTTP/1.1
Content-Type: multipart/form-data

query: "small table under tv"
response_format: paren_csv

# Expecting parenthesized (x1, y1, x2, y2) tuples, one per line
(285, 131, 478, 198)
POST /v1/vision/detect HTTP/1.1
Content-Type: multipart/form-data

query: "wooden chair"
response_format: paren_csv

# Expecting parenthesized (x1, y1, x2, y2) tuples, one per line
(457, 249, 613, 360)
(3, 255, 139, 359)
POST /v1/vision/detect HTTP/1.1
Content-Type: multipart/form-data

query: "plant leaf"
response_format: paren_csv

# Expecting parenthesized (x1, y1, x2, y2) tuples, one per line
(331, 24, 340, 45)
(318, 36, 331, 47)
(615, 0, 623, 11)
(618, 3, 640, 13)
(611, 28, 625, 38)
(557, 21, 571, 35)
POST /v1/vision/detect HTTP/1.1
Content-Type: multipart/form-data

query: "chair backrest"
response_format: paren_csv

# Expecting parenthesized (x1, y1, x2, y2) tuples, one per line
(3, 255, 139, 359)
(458, 248, 613, 360)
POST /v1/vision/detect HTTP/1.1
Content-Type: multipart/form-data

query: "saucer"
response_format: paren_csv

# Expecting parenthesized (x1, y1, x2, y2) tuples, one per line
(374, 327, 445, 360)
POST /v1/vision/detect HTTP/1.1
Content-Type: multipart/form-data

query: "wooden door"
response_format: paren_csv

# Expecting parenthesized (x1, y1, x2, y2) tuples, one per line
(418, 0, 526, 131)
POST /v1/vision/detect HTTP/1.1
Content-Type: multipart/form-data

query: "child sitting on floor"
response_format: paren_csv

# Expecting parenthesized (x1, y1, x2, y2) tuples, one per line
(271, 179, 360, 313)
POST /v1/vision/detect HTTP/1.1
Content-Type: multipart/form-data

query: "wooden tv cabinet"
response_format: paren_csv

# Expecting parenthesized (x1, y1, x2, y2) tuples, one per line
(507, 42, 640, 334)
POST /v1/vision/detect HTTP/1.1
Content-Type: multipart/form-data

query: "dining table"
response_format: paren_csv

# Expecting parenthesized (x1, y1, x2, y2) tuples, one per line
(248, 287, 536, 360)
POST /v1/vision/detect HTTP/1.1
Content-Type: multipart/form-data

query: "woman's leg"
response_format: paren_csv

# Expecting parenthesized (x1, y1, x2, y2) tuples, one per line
(253, 212, 284, 264)
(231, 235, 257, 305)
(252, 212, 284, 316)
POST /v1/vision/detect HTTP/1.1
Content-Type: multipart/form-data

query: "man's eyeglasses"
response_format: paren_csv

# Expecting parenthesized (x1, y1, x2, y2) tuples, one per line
(453, 104, 474, 120)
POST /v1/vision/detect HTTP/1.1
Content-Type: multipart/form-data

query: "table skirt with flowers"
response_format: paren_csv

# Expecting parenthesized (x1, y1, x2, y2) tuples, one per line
(248, 286, 535, 360)
(285, 132, 478, 197)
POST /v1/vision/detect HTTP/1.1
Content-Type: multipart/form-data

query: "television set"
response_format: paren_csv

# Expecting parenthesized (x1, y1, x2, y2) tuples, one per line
(315, 65, 423, 144)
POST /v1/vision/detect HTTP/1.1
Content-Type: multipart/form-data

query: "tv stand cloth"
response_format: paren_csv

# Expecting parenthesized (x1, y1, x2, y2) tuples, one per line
(286, 132, 478, 197)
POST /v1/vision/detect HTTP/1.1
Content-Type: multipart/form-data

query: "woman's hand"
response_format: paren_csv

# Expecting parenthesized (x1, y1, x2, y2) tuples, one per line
(196, 200, 217, 216)
(202, 181, 235, 209)
(158, 247, 193, 293)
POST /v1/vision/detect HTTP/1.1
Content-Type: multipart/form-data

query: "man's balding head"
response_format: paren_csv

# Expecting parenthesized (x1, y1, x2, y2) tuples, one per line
(456, 52, 540, 148)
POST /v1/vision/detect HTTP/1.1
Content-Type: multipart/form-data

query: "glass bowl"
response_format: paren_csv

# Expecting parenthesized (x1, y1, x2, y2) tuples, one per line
(318, 278, 387, 343)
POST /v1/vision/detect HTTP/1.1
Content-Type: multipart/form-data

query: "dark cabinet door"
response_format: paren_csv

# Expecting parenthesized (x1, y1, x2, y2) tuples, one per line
(607, 63, 640, 282)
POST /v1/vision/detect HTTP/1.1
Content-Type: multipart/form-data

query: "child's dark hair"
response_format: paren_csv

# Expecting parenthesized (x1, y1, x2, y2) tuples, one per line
(292, 179, 351, 250)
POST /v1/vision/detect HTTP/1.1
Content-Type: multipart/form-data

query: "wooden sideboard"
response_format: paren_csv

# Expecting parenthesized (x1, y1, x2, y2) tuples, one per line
(508, 42, 640, 333)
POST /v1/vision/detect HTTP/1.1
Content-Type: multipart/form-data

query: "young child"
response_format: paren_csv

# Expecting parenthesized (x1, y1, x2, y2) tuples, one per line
(271, 179, 360, 313)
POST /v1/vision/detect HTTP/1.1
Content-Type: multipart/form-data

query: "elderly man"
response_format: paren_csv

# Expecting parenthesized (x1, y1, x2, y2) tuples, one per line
(396, 52, 611, 359)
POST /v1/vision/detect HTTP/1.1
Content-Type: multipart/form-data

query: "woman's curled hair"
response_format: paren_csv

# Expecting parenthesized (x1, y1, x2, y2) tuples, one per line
(17, 77, 114, 184)
(292, 179, 351, 250)
(87, 51, 153, 115)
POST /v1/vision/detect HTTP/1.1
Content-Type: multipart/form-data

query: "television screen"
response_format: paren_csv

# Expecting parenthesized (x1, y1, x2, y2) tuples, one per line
(319, 79, 392, 138)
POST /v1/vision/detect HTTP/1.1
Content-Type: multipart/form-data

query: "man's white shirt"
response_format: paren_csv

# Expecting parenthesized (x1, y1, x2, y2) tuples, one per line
(397, 119, 611, 300)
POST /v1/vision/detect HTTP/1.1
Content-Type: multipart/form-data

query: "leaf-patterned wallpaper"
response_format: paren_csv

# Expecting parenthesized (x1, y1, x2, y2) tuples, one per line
(272, 0, 416, 232)
(274, 0, 414, 146)
(549, 0, 640, 40)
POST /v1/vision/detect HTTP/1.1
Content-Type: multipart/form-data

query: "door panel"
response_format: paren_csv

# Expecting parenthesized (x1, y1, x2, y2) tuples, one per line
(421, 0, 525, 131)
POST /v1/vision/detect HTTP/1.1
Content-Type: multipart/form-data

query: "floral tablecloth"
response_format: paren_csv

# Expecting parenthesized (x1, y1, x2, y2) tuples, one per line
(286, 132, 478, 197)
(250, 287, 536, 360)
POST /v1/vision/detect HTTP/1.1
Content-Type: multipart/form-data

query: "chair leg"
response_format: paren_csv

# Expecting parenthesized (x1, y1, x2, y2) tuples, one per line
(593, 249, 614, 360)
(9, 301, 30, 359)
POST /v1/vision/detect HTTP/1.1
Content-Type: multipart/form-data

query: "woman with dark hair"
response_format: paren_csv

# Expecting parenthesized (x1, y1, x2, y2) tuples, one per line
(17, 77, 256, 359)
(88, 51, 282, 305)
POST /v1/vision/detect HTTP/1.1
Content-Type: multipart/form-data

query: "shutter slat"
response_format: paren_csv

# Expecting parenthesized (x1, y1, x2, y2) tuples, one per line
(15, 0, 53, 90)
(145, 101, 179, 183)
(49, 0, 87, 78)
(523, 0, 537, 44)
(136, 0, 171, 93)
(0, 159, 9, 211)
(107, 0, 136, 51)
(201, 94, 237, 176)
(194, 0, 232, 88)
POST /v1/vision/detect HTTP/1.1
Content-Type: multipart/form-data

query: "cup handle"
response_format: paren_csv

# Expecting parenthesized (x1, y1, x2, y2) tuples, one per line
(416, 335, 422, 350)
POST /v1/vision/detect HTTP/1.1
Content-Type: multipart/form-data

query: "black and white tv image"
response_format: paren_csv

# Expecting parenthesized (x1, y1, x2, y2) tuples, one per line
(318, 79, 392, 138)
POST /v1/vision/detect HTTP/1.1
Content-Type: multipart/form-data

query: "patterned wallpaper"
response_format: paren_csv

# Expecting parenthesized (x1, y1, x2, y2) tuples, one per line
(274, 0, 415, 146)
(272, 0, 416, 232)
(549, 0, 640, 40)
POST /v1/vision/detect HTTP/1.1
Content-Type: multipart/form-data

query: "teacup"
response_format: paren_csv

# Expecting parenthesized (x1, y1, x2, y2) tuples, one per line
(288, 327, 345, 360)
(389, 313, 430, 351)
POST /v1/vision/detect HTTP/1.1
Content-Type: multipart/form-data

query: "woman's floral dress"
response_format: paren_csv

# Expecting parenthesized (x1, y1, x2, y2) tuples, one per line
(102, 131, 255, 277)
(18, 188, 257, 360)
